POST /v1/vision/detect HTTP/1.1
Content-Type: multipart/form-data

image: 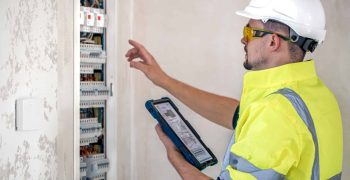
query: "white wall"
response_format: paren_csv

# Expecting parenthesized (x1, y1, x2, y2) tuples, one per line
(0, 0, 59, 179)
(116, 0, 246, 179)
(57, 0, 75, 179)
(116, 0, 350, 179)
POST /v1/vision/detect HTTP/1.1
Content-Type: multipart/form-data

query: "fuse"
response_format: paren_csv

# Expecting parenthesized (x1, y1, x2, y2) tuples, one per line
(86, 154, 109, 177)
(96, 14, 105, 27)
(80, 159, 87, 177)
(86, 12, 95, 26)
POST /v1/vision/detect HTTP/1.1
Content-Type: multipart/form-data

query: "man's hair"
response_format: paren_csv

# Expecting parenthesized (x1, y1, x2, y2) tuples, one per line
(263, 20, 306, 62)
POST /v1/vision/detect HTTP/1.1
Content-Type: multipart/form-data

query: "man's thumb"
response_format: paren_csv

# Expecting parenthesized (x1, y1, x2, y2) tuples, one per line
(130, 61, 147, 73)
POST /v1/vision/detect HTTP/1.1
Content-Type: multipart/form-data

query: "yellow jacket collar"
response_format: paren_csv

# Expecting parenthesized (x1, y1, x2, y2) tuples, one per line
(243, 60, 317, 88)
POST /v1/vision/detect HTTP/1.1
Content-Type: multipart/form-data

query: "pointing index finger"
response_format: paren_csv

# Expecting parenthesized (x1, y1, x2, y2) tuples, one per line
(128, 39, 143, 49)
(128, 39, 154, 64)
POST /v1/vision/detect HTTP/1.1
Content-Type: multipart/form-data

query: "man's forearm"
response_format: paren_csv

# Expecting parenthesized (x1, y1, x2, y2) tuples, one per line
(126, 40, 239, 129)
(160, 76, 239, 129)
(168, 151, 213, 180)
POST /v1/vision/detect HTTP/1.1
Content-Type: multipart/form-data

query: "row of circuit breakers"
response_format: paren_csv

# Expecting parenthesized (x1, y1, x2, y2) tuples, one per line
(79, 0, 109, 180)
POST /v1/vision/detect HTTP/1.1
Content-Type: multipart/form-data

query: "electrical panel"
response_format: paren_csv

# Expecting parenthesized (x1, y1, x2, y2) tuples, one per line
(80, 0, 109, 179)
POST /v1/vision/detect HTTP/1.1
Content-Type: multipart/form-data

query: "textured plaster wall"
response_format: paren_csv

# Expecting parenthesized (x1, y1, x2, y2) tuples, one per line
(0, 0, 59, 179)
(117, 0, 350, 179)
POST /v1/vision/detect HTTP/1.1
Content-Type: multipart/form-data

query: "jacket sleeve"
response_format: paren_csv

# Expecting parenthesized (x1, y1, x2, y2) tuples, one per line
(220, 96, 304, 180)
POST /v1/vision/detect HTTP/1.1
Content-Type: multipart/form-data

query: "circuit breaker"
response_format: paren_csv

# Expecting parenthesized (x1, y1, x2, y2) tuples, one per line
(79, 0, 109, 179)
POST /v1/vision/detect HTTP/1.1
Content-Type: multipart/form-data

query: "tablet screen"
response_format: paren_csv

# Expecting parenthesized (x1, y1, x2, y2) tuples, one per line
(154, 102, 213, 163)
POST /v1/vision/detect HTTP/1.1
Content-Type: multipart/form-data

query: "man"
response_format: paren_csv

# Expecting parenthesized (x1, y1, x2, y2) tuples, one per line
(125, 0, 343, 179)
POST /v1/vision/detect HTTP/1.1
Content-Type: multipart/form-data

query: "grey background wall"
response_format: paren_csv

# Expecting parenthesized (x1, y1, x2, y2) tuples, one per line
(0, 0, 348, 179)
(313, 0, 350, 178)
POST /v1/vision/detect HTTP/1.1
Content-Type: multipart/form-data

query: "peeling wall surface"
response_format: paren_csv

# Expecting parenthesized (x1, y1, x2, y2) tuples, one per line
(0, 0, 58, 179)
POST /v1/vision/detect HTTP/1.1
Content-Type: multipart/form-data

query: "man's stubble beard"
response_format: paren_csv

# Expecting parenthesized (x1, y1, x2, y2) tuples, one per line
(243, 45, 267, 71)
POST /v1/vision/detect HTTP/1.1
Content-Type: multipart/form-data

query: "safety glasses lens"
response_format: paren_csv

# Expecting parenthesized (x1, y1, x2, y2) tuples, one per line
(243, 26, 253, 42)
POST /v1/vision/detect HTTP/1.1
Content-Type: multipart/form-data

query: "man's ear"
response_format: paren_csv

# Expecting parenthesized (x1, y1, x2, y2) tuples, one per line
(269, 34, 281, 51)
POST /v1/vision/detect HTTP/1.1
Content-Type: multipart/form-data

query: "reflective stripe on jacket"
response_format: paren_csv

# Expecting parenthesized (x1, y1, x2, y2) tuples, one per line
(218, 60, 343, 180)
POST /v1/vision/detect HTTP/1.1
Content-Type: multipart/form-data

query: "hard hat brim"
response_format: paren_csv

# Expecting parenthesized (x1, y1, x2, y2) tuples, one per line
(236, 10, 269, 22)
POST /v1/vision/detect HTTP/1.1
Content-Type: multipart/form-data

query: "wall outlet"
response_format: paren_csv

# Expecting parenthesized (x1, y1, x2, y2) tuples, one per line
(16, 98, 44, 131)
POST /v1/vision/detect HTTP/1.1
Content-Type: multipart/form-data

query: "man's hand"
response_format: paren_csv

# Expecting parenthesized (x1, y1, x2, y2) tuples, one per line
(155, 124, 213, 180)
(125, 40, 170, 87)
(125, 40, 238, 129)
(155, 124, 182, 160)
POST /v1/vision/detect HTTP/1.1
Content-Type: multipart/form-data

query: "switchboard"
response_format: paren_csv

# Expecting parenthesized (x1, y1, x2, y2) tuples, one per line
(79, 0, 109, 179)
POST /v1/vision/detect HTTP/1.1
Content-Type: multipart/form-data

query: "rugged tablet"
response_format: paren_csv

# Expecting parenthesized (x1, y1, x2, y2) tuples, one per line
(145, 97, 217, 170)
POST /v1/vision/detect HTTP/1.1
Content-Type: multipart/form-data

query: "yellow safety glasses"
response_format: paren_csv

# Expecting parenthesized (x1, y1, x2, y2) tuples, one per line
(243, 26, 291, 42)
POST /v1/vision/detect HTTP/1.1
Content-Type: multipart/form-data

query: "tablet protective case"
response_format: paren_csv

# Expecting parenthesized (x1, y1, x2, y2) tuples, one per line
(145, 97, 218, 170)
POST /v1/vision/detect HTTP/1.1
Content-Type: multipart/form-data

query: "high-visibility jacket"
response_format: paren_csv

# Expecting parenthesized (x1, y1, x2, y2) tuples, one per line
(218, 60, 343, 180)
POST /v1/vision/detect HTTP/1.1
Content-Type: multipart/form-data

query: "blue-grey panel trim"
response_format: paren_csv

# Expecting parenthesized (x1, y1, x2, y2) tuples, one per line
(273, 88, 320, 180)
(229, 152, 285, 180)
(217, 170, 231, 180)
(329, 172, 342, 180)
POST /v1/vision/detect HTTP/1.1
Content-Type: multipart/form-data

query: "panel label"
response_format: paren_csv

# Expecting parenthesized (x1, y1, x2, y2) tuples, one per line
(96, 14, 105, 27)
(80, 11, 85, 25)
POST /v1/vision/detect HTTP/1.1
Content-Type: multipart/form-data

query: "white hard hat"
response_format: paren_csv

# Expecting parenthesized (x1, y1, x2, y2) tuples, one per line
(236, 0, 326, 48)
